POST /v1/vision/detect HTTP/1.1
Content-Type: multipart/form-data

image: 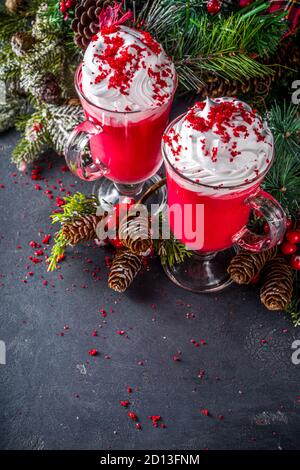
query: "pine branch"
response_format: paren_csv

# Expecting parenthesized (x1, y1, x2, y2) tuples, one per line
(153, 213, 192, 266)
(11, 134, 45, 166)
(154, 235, 192, 267)
(0, 97, 28, 132)
(263, 101, 300, 217)
(268, 101, 300, 156)
(50, 192, 99, 225)
(45, 104, 85, 154)
(47, 231, 68, 272)
(142, 0, 287, 91)
(11, 111, 49, 166)
(48, 192, 100, 271)
(286, 272, 300, 327)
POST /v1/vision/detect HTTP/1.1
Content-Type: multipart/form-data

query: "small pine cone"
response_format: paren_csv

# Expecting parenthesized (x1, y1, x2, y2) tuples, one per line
(228, 247, 277, 285)
(108, 249, 142, 293)
(198, 75, 272, 100)
(198, 40, 300, 100)
(62, 214, 103, 245)
(260, 256, 294, 311)
(72, 0, 114, 50)
(119, 209, 152, 256)
(11, 32, 35, 56)
(5, 0, 25, 13)
(37, 73, 61, 104)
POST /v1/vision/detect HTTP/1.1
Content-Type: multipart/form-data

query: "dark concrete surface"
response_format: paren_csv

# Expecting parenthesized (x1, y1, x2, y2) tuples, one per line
(0, 98, 299, 450)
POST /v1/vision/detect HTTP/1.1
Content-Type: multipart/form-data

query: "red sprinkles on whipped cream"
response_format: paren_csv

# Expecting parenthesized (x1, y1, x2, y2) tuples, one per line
(162, 97, 274, 188)
(81, 26, 176, 112)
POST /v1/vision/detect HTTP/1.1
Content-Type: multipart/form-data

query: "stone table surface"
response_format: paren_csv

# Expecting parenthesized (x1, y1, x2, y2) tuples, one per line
(0, 98, 299, 451)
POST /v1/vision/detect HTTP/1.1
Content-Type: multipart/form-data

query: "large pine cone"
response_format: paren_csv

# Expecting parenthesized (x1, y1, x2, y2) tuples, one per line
(260, 256, 294, 311)
(11, 32, 35, 56)
(62, 214, 103, 245)
(108, 249, 142, 293)
(228, 247, 277, 285)
(37, 73, 61, 104)
(119, 207, 152, 256)
(72, 0, 114, 50)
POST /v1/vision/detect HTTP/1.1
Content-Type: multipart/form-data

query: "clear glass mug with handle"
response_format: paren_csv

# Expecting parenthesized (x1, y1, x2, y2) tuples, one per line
(161, 102, 287, 293)
(65, 65, 177, 210)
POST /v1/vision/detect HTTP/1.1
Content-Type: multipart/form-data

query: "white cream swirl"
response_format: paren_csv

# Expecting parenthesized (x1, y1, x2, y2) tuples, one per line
(81, 25, 176, 112)
(163, 97, 273, 188)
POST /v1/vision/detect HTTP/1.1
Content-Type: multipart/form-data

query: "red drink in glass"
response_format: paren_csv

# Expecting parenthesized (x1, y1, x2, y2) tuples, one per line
(162, 100, 287, 292)
(76, 66, 174, 184)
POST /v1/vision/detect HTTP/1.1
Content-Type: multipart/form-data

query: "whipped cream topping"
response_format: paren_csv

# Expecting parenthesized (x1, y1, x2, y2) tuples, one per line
(163, 97, 273, 188)
(81, 25, 176, 112)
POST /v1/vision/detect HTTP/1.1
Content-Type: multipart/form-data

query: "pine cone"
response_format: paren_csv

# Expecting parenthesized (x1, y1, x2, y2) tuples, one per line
(5, 0, 25, 13)
(62, 214, 103, 245)
(119, 208, 152, 256)
(201, 75, 276, 100)
(108, 248, 142, 293)
(198, 40, 300, 100)
(72, 0, 114, 50)
(228, 247, 277, 285)
(37, 74, 61, 104)
(11, 32, 35, 56)
(260, 256, 294, 311)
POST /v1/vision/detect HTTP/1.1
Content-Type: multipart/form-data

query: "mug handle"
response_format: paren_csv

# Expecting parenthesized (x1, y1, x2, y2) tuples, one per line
(232, 189, 287, 251)
(64, 120, 108, 181)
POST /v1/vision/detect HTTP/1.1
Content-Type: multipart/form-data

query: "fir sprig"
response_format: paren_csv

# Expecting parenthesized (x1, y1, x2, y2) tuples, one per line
(152, 213, 192, 267)
(48, 192, 99, 271)
(268, 101, 300, 156)
(286, 272, 300, 327)
(154, 235, 192, 267)
(142, 0, 287, 91)
(50, 192, 99, 225)
(47, 231, 68, 272)
(11, 104, 84, 166)
(263, 101, 300, 217)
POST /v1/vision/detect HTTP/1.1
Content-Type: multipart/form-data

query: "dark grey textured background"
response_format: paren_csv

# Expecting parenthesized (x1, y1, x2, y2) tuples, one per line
(0, 98, 300, 450)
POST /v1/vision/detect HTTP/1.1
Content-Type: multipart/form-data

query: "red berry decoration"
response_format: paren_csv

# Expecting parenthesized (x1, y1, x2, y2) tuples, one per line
(290, 255, 300, 270)
(239, 0, 253, 7)
(207, 0, 222, 15)
(59, 1, 67, 13)
(286, 230, 300, 244)
(281, 241, 297, 256)
(109, 236, 124, 249)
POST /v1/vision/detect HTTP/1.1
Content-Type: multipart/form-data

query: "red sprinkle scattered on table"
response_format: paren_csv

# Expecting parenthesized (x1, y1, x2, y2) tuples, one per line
(42, 234, 51, 245)
(128, 411, 138, 421)
(88, 349, 98, 356)
(120, 400, 130, 407)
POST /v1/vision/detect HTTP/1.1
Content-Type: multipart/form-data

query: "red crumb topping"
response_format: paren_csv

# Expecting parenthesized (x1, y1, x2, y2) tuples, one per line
(91, 28, 172, 103)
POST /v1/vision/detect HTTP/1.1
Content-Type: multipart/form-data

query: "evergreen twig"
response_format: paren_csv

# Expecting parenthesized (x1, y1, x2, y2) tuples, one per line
(47, 231, 68, 272)
(50, 192, 99, 225)
(48, 192, 100, 271)
(263, 101, 300, 217)
(142, 0, 287, 91)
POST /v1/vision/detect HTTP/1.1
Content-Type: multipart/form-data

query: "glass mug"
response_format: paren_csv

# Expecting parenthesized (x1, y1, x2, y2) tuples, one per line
(162, 113, 287, 293)
(65, 65, 177, 209)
